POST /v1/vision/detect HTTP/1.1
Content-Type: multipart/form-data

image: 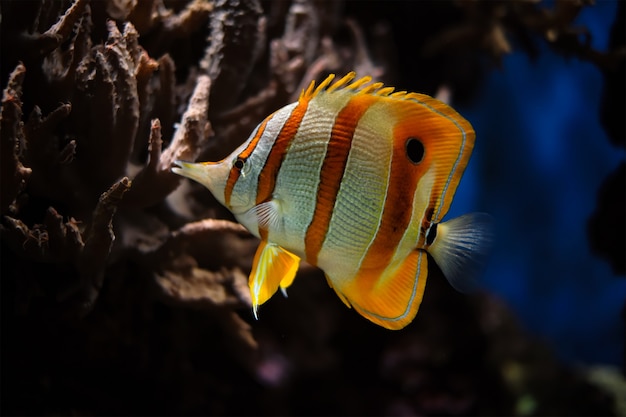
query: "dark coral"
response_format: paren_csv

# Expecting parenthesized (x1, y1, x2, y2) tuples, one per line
(1, 0, 623, 415)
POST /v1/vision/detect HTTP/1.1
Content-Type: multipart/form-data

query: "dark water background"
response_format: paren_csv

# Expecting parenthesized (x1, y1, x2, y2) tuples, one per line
(448, 0, 624, 366)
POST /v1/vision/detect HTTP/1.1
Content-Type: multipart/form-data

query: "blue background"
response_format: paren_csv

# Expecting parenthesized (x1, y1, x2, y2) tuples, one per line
(449, 1, 625, 366)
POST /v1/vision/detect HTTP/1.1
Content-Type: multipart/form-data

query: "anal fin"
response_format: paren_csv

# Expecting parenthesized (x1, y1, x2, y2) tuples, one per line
(325, 274, 352, 308)
(333, 250, 428, 330)
(249, 241, 301, 318)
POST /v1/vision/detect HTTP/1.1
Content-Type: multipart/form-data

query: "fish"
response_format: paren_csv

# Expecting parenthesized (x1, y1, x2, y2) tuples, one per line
(172, 72, 492, 330)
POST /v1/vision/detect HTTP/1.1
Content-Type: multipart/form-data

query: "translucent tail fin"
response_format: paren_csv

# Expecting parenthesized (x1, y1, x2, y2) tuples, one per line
(427, 213, 494, 293)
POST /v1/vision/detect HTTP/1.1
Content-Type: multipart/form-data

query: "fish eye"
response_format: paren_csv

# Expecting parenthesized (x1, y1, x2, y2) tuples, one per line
(233, 157, 246, 170)
(405, 137, 424, 164)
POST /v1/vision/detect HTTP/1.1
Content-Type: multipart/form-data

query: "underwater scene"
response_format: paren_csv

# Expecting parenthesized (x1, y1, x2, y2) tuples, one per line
(2, 0, 624, 415)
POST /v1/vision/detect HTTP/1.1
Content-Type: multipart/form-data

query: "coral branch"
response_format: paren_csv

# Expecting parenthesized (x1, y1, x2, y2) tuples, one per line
(153, 54, 177, 139)
(134, 50, 160, 157)
(1, 216, 51, 262)
(44, 207, 85, 261)
(24, 0, 88, 58)
(201, 0, 265, 113)
(41, 1, 92, 91)
(72, 21, 141, 192)
(123, 118, 163, 207)
(0, 64, 32, 215)
(155, 75, 212, 176)
(24, 103, 72, 165)
(1, 208, 85, 264)
(76, 176, 132, 313)
(103, 22, 140, 182)
(57, 140, 77, 165)
(124, 75, 212, 208)
(162, 0, 215, 37)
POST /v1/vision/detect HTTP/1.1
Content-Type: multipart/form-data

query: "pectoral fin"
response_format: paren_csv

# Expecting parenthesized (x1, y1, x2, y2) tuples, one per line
(249, 241, 301, 318)
(331, 250, 428, 330)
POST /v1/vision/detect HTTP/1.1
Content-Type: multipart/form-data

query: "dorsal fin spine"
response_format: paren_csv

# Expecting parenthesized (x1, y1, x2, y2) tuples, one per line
(347, 75, 372, 91)
(327, 72, 357, 93)
(312, 73, 335, 96)
(301, 79, 317, 100)
(377, 86, 395, 96)
(299, 72, 430, 102)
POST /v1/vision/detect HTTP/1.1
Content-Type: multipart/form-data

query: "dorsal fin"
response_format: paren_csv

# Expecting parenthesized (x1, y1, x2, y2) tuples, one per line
(299, 72, 405, 101)
(299, 72, 455, 106)
(299, 74, 474, 168)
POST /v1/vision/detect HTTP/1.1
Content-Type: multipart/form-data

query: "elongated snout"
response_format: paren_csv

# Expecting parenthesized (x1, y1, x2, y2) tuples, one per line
(172, 160, 230, 207)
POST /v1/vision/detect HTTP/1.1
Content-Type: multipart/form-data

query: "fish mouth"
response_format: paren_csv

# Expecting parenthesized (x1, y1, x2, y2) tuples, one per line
(171, 160, 197, 179)
(171, 159, 188, 174)
(170, 159, 231, 209)
(171, 160, 209, 186)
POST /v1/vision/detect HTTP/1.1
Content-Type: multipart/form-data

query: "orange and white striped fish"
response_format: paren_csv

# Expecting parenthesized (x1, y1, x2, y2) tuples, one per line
(173, 72, 492, 330)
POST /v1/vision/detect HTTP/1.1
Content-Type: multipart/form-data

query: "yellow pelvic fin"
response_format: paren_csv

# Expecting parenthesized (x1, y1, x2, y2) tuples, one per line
(278, 264, 298, 298)
(249, 241, 301, 319)
(333, 250, 428, 330)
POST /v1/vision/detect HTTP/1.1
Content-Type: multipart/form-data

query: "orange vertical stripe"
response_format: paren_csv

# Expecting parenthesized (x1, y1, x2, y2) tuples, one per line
(304, 94, 378, 266)
(357, 104, 432, 278)
(255, 100, 310, 239)
(224, 117, 271, 208)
